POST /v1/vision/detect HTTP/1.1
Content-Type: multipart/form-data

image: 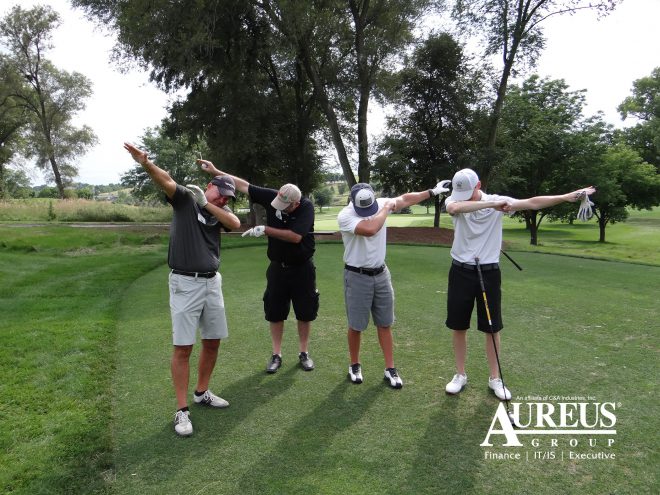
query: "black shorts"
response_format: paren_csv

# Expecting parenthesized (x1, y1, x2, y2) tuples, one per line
(263, 259, 319, 322)
(445, 263, 503, 333)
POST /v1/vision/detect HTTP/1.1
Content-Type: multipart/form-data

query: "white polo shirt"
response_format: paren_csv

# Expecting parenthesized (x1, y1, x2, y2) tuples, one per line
(446, 191, 515, 264)
(337, 198, 389, 268)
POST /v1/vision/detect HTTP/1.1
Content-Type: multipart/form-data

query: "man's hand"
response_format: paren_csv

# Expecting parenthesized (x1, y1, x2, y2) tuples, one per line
(123, 142, 149, 166)
(197, 159, 221, 176)
(566, 186, 596, 203)
(430, 179, 451, 197)
(241, 226, 266, 237)
(382, 199, 397, 214)
(185, 184, 208, 207)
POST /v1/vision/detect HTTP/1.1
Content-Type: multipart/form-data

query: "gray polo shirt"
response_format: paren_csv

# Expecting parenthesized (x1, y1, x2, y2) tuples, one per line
(167, 184, 230, 272)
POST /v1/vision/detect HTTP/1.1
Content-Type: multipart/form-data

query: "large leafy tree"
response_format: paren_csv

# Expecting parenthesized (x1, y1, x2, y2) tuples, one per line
(75, 0, 438, 187)
(617, 67, 660, 170)
(374, 32, 486, 226)
(0, 5, 97, 198)
(75, 0, 324, 194)
(452, 0, 620, 187)
(0, 56, 28, 198)
(496, 75, 603, 245)
(568, 143, 660, 242)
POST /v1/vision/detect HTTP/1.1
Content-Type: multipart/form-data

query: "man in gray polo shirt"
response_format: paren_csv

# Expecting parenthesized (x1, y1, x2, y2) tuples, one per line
(338, 181, 448, 388)
(124, 143, 241, 437)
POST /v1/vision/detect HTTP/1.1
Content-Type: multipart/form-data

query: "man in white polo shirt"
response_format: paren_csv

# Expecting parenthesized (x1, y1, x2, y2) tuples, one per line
(338, 181, 448, 388)
(444, 168, 595, 400)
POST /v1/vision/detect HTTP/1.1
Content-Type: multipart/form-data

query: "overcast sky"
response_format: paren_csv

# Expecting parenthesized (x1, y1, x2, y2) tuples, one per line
(2, 0, 659, 185)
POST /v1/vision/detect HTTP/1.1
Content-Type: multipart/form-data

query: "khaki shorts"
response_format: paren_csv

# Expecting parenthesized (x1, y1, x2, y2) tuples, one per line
(169, 272, 228, 345)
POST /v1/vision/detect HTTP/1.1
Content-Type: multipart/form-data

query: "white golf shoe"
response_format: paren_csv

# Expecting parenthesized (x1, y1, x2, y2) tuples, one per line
(384, 368, 403, 389)
(174, 410, 193, 437)
(488, 377, 512, 401)
(445, 373, 467, 394)
(193, 389, 229, 408)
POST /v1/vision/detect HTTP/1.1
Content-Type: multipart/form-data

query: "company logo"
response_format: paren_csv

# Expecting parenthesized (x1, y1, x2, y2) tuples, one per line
(482, 401, 616, 447)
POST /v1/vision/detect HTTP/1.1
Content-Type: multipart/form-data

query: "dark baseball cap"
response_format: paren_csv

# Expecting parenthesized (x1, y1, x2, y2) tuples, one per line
(350, 183, 378, 217)
(211, 176, 236, 197)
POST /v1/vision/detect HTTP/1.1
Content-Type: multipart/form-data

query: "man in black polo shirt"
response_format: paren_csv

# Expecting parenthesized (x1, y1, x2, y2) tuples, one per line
(124, 143, 241, 437)
(198, 159, 318, 374)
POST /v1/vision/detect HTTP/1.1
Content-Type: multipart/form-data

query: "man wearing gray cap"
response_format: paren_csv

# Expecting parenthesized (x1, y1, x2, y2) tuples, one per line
(443, 168, 595, 401)
(124, 143, 241, 437)
(198, 160, 318, 375)
(338, 181, 448, 388)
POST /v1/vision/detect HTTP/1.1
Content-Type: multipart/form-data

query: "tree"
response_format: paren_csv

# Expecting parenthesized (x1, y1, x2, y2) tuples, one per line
(75, 0, 438, 187)
(570, 144, 660, 242)
(121, 127, 212, 203)
(312, 187, 332, 212)
(374, 33, 486, 226)
(0, 5, 97, 198)
(452, 0, 620, 187)
(617, 67, 660, 170)
(0, 56, 28, 198)
(496, 75, 603, 245)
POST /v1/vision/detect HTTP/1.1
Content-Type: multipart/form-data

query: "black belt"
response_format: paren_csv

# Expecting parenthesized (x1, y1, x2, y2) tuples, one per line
(344, 264, 386, 276)
(171, 269, 217, 278)
(272, 260, 308, 269)
(452, 259, 499, 271)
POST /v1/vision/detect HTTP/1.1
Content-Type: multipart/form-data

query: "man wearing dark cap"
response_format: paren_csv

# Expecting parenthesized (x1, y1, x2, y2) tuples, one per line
(197, 159, 318, 375)
(337, 181, 448, 388)
(124, 143, 241, 437)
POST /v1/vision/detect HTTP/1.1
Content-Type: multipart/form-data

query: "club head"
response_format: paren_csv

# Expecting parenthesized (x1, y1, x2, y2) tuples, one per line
(507, 410, 519, 428)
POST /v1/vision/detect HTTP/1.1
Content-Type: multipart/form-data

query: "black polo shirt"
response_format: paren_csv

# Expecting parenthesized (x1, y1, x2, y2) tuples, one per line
(248, 184, 315, 265)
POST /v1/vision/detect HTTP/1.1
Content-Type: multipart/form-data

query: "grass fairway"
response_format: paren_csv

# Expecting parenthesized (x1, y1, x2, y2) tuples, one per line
(111, 244, 658, 495)
(1, 221, 657, 494)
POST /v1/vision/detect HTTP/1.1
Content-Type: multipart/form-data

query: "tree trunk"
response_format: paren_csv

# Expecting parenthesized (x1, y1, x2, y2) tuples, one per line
(434, 196, 444, 228)
(482, 27, 524, 188)
(298, 46, 356, 188)
(527, 211, 538, 245)
(599, 216, 607, 242)
(49, 153, 65, 198)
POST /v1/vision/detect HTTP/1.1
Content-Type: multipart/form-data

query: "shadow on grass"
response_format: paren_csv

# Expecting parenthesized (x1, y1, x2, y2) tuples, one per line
(115, 366, 298, 483)
(236, 381, 383, 494)
(389, 396, 493, 494)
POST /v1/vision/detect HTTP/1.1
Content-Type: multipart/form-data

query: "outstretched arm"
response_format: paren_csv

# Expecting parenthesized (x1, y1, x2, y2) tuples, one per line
(124, 143, 176, 198)
(197, 159, 250, 194)
(504, 186, 596, 212)
(392, 180, 451, 211)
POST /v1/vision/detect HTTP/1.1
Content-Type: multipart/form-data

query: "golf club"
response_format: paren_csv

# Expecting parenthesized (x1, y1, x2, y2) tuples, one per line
(475, 257, 516, 426)
(500, 249, 523, 271)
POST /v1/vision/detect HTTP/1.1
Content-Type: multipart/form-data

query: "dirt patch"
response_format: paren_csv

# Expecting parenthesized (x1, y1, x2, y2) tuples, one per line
(316, 226, 453, 246)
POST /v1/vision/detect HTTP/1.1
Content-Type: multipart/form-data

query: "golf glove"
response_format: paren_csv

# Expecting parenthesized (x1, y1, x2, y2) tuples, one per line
(577, 191, 594, 221)
(241, 225, 266, 237)
(430, 179, 451, 197)
(185, 184, 208, 207)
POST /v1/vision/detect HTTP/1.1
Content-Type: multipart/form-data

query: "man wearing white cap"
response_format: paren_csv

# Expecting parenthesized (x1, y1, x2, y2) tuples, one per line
(443, 168, 595, 400)
(338, 181, 449, 388)
(198, 160, 318, 374)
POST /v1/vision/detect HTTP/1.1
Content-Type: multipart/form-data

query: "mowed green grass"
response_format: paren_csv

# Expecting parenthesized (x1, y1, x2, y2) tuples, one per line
(1, 223, 658, 494)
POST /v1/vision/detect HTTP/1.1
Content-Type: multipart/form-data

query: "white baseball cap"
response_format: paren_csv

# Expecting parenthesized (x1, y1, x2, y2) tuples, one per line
(271, 183, 302, 210)
(448, 168, 479, 201)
